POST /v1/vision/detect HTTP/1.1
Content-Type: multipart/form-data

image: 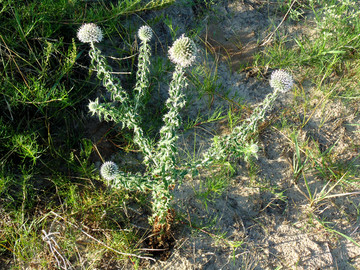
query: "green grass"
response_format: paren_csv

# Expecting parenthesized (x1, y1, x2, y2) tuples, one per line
(256, 0, 360, 93)
(194, 166, 232, 210)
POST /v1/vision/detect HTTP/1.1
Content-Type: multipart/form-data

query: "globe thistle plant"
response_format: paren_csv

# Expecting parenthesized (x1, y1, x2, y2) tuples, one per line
(134, 25, 153, 110)
(78, 23, 154, 167)
(77, 23, 294, 244)
(154, 35, 197, 174)
(201, 69, 294, 165)
(77, 23, 103, 43)
(269, 69, 294, 93)
(149, 35, 197, 225)
(78, 24, 197, 236)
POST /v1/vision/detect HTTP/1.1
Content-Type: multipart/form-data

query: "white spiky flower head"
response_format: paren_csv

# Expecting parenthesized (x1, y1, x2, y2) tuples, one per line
(100, 161, 119, 181)
(88, 98, 99, 116)
(168, 34, 197, 68)
(77, 23, 103, 43)
(138, 25, 153, 42)
(269, 70, 294, 93)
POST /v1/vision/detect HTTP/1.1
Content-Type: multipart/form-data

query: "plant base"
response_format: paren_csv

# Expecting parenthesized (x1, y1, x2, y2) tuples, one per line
(148, 209, 175, 260)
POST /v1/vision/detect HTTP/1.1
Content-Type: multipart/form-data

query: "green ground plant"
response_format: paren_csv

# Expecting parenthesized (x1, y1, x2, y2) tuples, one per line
(78, 20, 293, 245)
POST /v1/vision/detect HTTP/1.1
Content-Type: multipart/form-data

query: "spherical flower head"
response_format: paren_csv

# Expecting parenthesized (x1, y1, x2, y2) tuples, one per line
(269, 70, 294, 93)
(138, 25, 153, 42)
(77, 23, 103, 43)
(168, 34, 197, 68)
(100, 161, 119, 181)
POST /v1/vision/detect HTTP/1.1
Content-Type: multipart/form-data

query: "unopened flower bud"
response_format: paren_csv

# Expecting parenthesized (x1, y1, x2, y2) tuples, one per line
(248, 144, 259, 155)
(88, 98, 99, 116)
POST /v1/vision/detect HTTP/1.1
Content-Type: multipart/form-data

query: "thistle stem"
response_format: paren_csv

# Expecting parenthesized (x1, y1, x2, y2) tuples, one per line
(134, 41, 151, 111)
(202, 88, 280, 164)
(151, 65, 186, 224)
(88, 43, 157, 167)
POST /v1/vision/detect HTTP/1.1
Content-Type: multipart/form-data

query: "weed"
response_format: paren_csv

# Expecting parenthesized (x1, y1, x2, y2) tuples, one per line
(194, 168, 231, 210)
(183, 106, 226, 132)
(290, 131, 308, 182)
(80, 18, 292, 244)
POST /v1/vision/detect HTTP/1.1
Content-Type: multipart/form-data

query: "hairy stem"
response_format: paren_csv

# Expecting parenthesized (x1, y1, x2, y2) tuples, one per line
(151, 65, 186, 224)
(89, 43, 156, 167)
(134, 40, 151, 111)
